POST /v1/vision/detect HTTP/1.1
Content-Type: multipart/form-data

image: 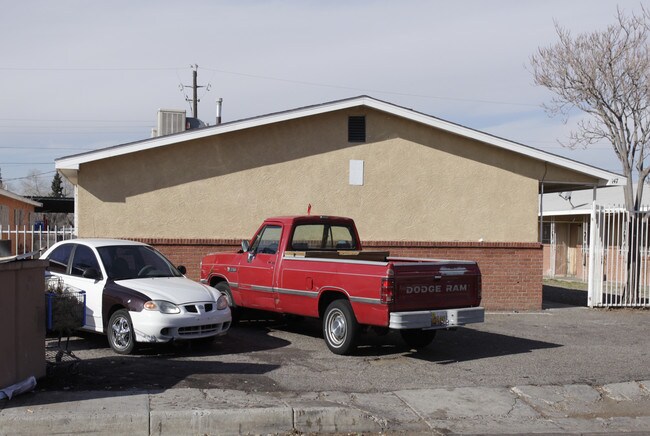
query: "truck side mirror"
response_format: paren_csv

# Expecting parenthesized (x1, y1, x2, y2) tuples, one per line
(241, 240, 250, 253)
(177, 265, 187, 275)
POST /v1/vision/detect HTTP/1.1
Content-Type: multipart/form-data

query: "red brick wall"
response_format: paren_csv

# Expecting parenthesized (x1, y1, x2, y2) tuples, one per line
(137, 238, 542, 311)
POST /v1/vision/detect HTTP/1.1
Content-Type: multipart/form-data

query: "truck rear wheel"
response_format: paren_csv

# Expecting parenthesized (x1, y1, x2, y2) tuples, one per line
(400, 329, 437, 350)
(323, 300, 359, 355)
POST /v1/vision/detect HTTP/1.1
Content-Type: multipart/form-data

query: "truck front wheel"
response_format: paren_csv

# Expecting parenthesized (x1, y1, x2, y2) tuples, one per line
(214, 282, 239, 324)
(400, 329, 437, 350)
(323, 300, 359, 355)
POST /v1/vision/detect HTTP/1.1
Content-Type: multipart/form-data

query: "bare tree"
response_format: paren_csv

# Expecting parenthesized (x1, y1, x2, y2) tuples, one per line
(18, 169, 50, 197)
(530, 7, 650, 212)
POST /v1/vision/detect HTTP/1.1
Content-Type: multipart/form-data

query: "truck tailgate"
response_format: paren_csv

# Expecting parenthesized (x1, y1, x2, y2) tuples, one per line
(390, 259, 481, 311)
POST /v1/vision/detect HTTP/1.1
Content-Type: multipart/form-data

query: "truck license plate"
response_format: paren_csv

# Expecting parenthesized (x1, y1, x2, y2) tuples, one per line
(431, 312, 448, 326)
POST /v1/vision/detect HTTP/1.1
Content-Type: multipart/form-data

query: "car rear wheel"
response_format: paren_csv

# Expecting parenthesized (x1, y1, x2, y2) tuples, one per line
(323, 299, 359, 355)
(400, 329, 437, 350)
(108, 309, 136, 354)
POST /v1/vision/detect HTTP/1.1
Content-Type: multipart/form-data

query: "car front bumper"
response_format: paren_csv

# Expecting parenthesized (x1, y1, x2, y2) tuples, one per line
(129, 307, 232, 343)
(389, 306, 484, 330)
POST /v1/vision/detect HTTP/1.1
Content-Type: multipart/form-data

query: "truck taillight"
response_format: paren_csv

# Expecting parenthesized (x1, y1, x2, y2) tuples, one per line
(477, 274, 482, 301)
(380, 278, 394, 304)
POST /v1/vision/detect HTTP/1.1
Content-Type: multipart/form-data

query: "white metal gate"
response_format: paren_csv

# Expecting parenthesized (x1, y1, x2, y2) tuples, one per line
(0, 225, 75, 258)
(588, 204, 650, 307)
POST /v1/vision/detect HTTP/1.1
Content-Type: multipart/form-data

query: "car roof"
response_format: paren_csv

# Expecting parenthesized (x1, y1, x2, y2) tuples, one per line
(53, 239, 150, 249)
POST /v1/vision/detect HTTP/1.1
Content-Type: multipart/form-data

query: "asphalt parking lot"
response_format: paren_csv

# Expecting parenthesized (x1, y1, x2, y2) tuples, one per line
(41, 296, 650, 395)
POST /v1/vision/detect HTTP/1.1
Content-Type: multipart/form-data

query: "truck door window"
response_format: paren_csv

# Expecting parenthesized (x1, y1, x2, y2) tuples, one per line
(291, 224, 357, 250)
(251, 225, 282, 254)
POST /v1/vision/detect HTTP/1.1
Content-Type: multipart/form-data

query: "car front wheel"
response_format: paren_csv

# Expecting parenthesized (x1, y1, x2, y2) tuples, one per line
(108, 309, 136, 354)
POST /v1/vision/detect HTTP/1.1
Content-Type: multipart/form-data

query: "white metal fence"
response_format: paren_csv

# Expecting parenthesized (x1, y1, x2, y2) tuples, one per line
(0, 225, 76, 259)
(588, 205, 650, 308)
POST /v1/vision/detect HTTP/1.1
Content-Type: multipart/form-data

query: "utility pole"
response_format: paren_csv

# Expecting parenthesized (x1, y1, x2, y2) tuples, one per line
(183, 64, 209, 118)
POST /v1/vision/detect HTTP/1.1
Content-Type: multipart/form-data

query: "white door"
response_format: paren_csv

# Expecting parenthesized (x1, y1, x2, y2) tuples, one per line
(65, 244, 106, 332)
(45, 243, 106, 332)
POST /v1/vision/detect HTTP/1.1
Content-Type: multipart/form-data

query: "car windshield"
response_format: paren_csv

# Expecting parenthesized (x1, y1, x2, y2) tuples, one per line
(97, 245, 183, 280)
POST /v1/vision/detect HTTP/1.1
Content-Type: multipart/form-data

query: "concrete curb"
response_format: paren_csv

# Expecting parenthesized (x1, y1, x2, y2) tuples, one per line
(1, 381, 650, 435)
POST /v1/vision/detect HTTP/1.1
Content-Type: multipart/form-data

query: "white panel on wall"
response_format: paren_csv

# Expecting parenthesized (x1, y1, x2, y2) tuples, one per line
(349, 160, 364, 186)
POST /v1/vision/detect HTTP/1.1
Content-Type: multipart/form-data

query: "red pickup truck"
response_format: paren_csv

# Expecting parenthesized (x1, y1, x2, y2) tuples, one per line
(200, 216, 484, 354)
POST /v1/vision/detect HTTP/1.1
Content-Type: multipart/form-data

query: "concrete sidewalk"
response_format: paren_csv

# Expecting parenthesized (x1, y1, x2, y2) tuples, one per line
(2, 381, 650, 435)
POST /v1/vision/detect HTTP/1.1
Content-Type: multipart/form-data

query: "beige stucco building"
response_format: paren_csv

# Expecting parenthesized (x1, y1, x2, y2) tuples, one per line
(56, 96, 623, 310)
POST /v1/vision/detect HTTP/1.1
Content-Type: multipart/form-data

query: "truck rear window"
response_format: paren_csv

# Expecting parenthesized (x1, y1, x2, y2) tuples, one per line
(291, 224, 357, 251)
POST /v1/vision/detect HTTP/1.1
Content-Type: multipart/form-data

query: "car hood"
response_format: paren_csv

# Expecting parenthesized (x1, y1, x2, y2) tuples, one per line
(115, 277, 216, 304)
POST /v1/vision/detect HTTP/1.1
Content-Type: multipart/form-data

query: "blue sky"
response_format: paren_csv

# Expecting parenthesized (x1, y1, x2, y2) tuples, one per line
(1, 0, 646, 192)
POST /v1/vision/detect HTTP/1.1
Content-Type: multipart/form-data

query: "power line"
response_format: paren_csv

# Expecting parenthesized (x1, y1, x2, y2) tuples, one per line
(3, 170, 56, 182)
(0, 118, 150, 123)
(2, 64, 539, 108)
(0, 130, 147, 135)
(0, 146, 94, 150)
(0, 162, 54, 165)
(0, 66, 181, 71)
(201, 66, 540, 108)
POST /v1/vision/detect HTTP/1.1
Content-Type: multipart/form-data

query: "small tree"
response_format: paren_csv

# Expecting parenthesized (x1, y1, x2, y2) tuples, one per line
(530, 7, 650, 213)
(51, 173, 64, 198)
(0, 168, 4, 190)
(531, 7, 650, 302)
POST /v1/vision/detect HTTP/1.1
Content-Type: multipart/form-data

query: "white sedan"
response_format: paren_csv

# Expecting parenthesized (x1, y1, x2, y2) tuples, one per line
(41, 239, 231, 354)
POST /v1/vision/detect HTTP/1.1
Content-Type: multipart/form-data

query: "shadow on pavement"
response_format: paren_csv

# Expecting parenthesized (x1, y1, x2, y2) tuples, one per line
(250, 314, 563, 362)
(404, 328, 562, 363)
(543, 284, 588, 308)
(28, 325, 292, 406)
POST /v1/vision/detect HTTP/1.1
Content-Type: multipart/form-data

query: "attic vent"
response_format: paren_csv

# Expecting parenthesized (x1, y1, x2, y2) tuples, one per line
(348, 116, 366, 142)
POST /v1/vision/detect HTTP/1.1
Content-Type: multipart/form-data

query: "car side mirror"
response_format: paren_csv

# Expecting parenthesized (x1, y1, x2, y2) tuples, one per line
(83, 268, 101, 281)
(177, 265, 187, 275)
(241, 240, 250, 253)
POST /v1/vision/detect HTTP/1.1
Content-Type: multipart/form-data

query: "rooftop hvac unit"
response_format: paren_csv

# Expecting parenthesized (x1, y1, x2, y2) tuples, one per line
(156, 109, 186, 137)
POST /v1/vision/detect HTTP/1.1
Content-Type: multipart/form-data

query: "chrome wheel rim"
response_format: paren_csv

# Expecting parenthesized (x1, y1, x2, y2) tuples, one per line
(111, 316, 131, 350)
(326, 308, 346, 347)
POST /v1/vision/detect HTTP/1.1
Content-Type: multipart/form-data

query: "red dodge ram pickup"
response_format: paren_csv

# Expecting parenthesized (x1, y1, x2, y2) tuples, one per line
(200, 216, 484, 354)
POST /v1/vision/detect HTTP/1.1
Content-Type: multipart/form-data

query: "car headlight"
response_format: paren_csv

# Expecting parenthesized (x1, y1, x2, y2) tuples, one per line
(216, 294, 229, 310)
(143, 300, 181, 314)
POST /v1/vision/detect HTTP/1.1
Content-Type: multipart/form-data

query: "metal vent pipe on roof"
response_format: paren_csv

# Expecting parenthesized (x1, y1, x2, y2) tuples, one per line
(216, 98, 223, 125)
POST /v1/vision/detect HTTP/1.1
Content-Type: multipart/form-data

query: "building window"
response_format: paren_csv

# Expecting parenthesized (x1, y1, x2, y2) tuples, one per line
(348, 116, 366, 142)
(0, 205, 8, 227)
(14, 208, 24, 227)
